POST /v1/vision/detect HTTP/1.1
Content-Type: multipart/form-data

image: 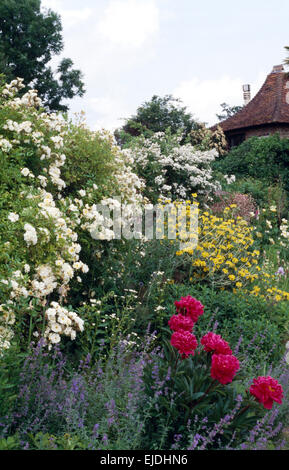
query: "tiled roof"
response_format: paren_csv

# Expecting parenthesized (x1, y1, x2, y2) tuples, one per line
(213, 66, 289, 132)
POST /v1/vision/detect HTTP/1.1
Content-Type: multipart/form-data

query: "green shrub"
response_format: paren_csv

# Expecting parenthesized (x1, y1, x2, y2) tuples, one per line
(0, 345, 25, 418)
(220, 177, 271, 207)
(62, 121, 116, 199)
(214, 135, 289, 196)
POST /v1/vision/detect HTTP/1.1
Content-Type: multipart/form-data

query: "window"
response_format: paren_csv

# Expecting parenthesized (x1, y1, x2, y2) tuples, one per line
(228, 133, 245, 147)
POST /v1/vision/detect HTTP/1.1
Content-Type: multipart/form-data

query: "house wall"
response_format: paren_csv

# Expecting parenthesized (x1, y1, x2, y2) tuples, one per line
(245, 125, 289, 139)
(226, 124, 289, 147)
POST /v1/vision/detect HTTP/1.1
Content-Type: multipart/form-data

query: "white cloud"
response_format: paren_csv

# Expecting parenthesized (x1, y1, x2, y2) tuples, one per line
(173, 72, 266, 126)
(97, 0, 160, 48)
(41, 1, 93, 29)
(41, 0, 62, 10)
(60, 8, 93, 29)
(88, 96, 132, 131)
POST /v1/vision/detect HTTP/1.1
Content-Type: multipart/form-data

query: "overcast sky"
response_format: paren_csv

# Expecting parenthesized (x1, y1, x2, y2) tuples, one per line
(41, 0, 289, 130)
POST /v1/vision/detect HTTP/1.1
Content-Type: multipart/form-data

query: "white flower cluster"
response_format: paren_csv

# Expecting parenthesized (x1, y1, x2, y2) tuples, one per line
(10, 90, 42, 109)
(32, 264, 57, 298)
(0, 82, 90, 351)
(113, 144, 145, 206)
(224, 174, 236, 184)
(39, 112, 65, 133)
(48, 164, 66, 190)
(27, 190, 88, 297)
(280, 219, 289, 239)
(21, 167, 34, 177)
(4, 119, 33, 134)
(127, 132, 221, 201)
(50, 135, 64, 149)
(79, 196, 144, 241)
(8, 212, 19, 222)
(23, 223, 38, 246)
(3, 271, 29, 299)
(279, 218, 289, 247)
(1, 77, 25, 98)
(3, 187, 90, 343)
(1, 78, 41, 109)
(0, 304, 15, 353)
(0, 137, 12, 152)
(44, 301, 84, 347)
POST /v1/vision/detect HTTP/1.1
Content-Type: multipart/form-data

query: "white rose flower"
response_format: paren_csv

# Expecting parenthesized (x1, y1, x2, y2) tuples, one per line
(24, 264, 30, 273)
(23, 223, 37, 245)
(70, 330, 76, 340)
(58, 313, 69, 325)
(8, 212, 19, 222)
(48, 333, 61, 344)
(50, 323, 62, 333)
(21, 168, 30, 177)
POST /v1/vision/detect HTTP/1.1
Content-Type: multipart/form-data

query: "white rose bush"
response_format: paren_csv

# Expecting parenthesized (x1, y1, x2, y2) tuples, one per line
(0, 77, 145, 352)
(126, 131, 221, 203)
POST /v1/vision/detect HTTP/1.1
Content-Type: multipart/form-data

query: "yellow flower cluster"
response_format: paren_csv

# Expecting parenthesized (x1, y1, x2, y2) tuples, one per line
(248, 279, 289, 302)
(173, 201, 289, 303)
(176, 203, 260, 288)
(156, 198, 289, 303)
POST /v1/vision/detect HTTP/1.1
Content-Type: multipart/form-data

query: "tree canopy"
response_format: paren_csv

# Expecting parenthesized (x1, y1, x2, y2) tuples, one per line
(216, 102, 243, 122)
(0, 0, 85, 111)
(114, 94, 197, 146)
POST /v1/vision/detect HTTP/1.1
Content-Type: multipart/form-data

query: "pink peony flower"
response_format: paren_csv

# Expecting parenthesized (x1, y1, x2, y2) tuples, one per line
(249, 376, 283, 410)
(201, 332, 232, 355)
(171, 330, 198, 359)
(211, 354, 240, 385)
(168, 314, 194, 332)
(174, 296, 204, 323)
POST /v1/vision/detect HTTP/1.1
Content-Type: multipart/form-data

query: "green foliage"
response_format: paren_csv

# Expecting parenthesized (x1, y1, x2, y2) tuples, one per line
(115, 95, 197, 147)
(0, 0, 85, 111)
(216, 102, 243, 121)
(34, 57, 85, 112)
(82, 238, 179, 299)
(188, 123, 228, 155)
(214, 134, 289, 196)
(0, 435, 20, 450)
(0, 346, 25, 417)
(73, 290, 140, 360)
(226, 178, 288, 220)
(251, 204, 289, 260)
(26, 432, 86, 450)
(284, 46, 289, 68)
(223, 177, 273, 206)
(62, 122, 116, 198)
(69, 237, 181, 357)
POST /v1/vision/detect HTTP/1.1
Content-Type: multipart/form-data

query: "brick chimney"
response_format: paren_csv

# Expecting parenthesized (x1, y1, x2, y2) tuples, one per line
(243, 84, 251, 106)
(272, 65, 285, 73)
